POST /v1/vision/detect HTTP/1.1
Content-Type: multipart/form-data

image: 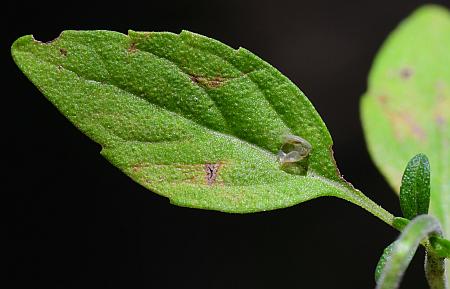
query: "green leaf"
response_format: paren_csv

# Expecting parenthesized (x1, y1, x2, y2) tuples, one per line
(360, 5, 450, 238)
(429, 236, 450, 259)
(392, 217, 409, 231)
(375, 241, 397, 283)
(11, 30, 394, 217)
(399, 154, 430, 219)
(393, 217, 450, 258)
(376, 215, 444, 289)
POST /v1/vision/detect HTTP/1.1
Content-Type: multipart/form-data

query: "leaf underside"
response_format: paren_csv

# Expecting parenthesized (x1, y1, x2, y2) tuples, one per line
(12, 29, 355, 213)
(361, 5, 450, 237)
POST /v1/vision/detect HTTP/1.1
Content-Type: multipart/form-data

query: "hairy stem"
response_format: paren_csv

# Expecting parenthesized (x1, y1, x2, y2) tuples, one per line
(337, 187, 450, 259)
(425, 251, 448, 289)
(335, 186, 395, 227)
(376, 215, 446, 289)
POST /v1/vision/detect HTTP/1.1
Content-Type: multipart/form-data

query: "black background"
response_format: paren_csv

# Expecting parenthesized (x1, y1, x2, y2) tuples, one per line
(6, 1, 449, 288)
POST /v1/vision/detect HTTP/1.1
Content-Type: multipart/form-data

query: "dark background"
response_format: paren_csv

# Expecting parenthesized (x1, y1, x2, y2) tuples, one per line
(6, 1, 449, 288)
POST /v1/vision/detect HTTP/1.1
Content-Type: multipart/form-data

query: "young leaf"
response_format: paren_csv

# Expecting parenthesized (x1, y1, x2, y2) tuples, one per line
(375, 241, 397, 283)
(399, 154, 430, 219)
(393, 217, 450, 258)
(376, 215, 444, 289)
(11, 30, 393, 218)
(429, 236, 450, 259)
(392, 217, 409, 231)
(360, 5, 450, 241)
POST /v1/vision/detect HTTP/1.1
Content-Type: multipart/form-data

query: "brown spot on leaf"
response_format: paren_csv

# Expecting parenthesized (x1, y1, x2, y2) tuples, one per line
(377, 95, 427, 142)
(435, 115, 445, 126)
(378, 95, 388, 104)
(400, 67, 413, 79)
(128, 42, 138, 53)
(132, 164, 143, 173)
(205, 163, 221, 185)
(433, 81, 448, 127)
(59, 48, 67, 56)
(190, 74, 227, 88)
(401, 113, 426, 140)
(130, 162, 227, 186)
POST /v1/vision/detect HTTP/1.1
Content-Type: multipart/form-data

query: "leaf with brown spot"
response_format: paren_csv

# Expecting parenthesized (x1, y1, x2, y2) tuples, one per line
(128, 42, 138, 53)
(190, 74, 228, 88)
(361, 4, 450, 254)
(11, 29, 392, 221)
(205, 163, 222, 185)
(59, 48, 67, 56)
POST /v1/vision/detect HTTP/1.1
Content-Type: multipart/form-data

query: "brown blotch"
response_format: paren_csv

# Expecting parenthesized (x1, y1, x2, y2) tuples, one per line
(435, 115, 445, 126)
(132, 164, 143, 173)
(433, 81, 447, 127)
(400, 67, 413, 79)
(378, 95, 388, 104)
(205, 163, 221, 185)
(128, 42, 138, 53)
(190, 74, 227, 88)
(401, 113, 426, 140)
(59, 48, 67, 56)
(377, 95, 427, 142)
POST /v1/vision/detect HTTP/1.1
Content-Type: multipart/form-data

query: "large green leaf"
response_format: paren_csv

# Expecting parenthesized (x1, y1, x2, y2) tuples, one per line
(361, 6, 450, 238)
(12, 30, 392, 218)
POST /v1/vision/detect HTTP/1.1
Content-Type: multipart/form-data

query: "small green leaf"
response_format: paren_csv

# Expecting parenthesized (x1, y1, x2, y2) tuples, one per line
(11, 30, 393, 217)
(376, 215, 444, 289)
(393, 216, 450, 258)
(392, 217, 409, 231)
(361, 5, 450, 239)
(375, 241, 397, 283)
(399, 154, 430, 219)
(429, 236, 450, 258)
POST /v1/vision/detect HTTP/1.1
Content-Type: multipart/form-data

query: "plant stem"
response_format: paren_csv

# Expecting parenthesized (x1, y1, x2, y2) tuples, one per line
(376, 215, 445, 289)
(336, 188, 449, 288)
(335, 186, 396, 227)
(425, 251, 448, 289)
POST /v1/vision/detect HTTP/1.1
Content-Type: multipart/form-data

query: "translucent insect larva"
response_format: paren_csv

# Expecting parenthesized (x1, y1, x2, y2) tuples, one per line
(277, 150, 301, 163)
(277, 134, 312, 164)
